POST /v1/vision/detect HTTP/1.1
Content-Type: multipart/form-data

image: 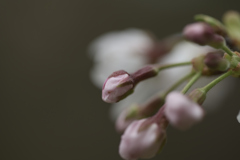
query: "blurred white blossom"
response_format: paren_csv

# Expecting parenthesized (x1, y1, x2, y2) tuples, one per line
(164, 92, 204, 130)
(89, 29, 154, 88)
(237, 111, 240, 123)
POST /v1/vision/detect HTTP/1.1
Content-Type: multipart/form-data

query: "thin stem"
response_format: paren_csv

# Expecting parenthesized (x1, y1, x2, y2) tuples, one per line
(221, 45, 234, 56)
(201, 70, 232, 92)
(181, 72, 201, 94)
(139, 72, 195, 117)
(162, 71, 195, 97)
(156, 62, 191, 72)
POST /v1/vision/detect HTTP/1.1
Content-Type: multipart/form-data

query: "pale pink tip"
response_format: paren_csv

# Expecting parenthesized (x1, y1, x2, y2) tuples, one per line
(183, 22, 214, 45)
(119, 119, 166, 160)
(102, 73, 134, 103)
(164, 92, 204, 130)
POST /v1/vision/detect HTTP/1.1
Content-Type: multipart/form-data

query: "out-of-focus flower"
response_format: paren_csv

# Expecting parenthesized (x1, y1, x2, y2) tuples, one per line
(89, 29, 156, 88)
(183, 22, 225, 48)
(164, 92, 204, 130)
(223, 11, 240, 48)
(204, 51, 230, 71)
(237, 111, 240, 123)
(194, 14, 227, 36)
(119, 119, 166, 160)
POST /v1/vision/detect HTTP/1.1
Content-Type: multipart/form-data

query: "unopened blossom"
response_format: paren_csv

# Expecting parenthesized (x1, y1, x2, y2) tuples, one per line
(119, 119, 166, 160)
(164, 92, 204, 130)
(183, 22, 225, 48)
(102, 65, 159, 103)
(204, 51, 230, 71)
(102, 70, 134, 103)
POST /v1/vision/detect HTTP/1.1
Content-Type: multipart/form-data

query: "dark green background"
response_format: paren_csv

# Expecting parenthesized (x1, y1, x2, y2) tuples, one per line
(0, 0, 240, 160)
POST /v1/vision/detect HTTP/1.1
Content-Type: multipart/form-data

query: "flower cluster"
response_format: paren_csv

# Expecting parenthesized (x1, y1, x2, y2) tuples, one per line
(90, 11, 240, 160)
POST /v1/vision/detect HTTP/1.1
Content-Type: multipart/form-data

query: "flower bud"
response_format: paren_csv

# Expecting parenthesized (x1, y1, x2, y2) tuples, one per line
(102, 66, 159, 103)
(204, 51, 230, 71)
(164, 92, 204, 130)
(183, 22, 225, 48)
(102, 70, 134, 103)
(188, 88, 206, 105)
(192, 52, 229, 76)
(119, 119, 166, 160)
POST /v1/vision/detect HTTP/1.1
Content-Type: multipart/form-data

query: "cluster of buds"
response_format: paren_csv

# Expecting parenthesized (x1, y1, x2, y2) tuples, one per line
(117, 89, 206, 160)
(94, 11, 240, 160)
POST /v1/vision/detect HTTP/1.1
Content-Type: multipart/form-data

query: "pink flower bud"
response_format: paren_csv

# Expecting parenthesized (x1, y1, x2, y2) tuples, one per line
(183, 22, 224, 48)
(164, 92, 204, 130)
(119, 119, 166, 160)
(204, 51, 230, 71)
(102, 70, 134, 103)
(102, 66, 159, 103)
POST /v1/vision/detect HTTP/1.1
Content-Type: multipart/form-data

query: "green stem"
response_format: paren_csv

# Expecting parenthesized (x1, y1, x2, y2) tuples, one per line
(201, 70, 232, 92)
(221, 45, 234, 56)
(156, 62, 191, 72)
(162, 72, 195, 97)
(181, 72, 201, 94)
(139, 72, 196, 117)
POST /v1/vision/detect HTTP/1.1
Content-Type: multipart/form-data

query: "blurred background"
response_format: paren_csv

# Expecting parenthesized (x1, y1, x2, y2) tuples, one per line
(0, 0, 240, 160)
